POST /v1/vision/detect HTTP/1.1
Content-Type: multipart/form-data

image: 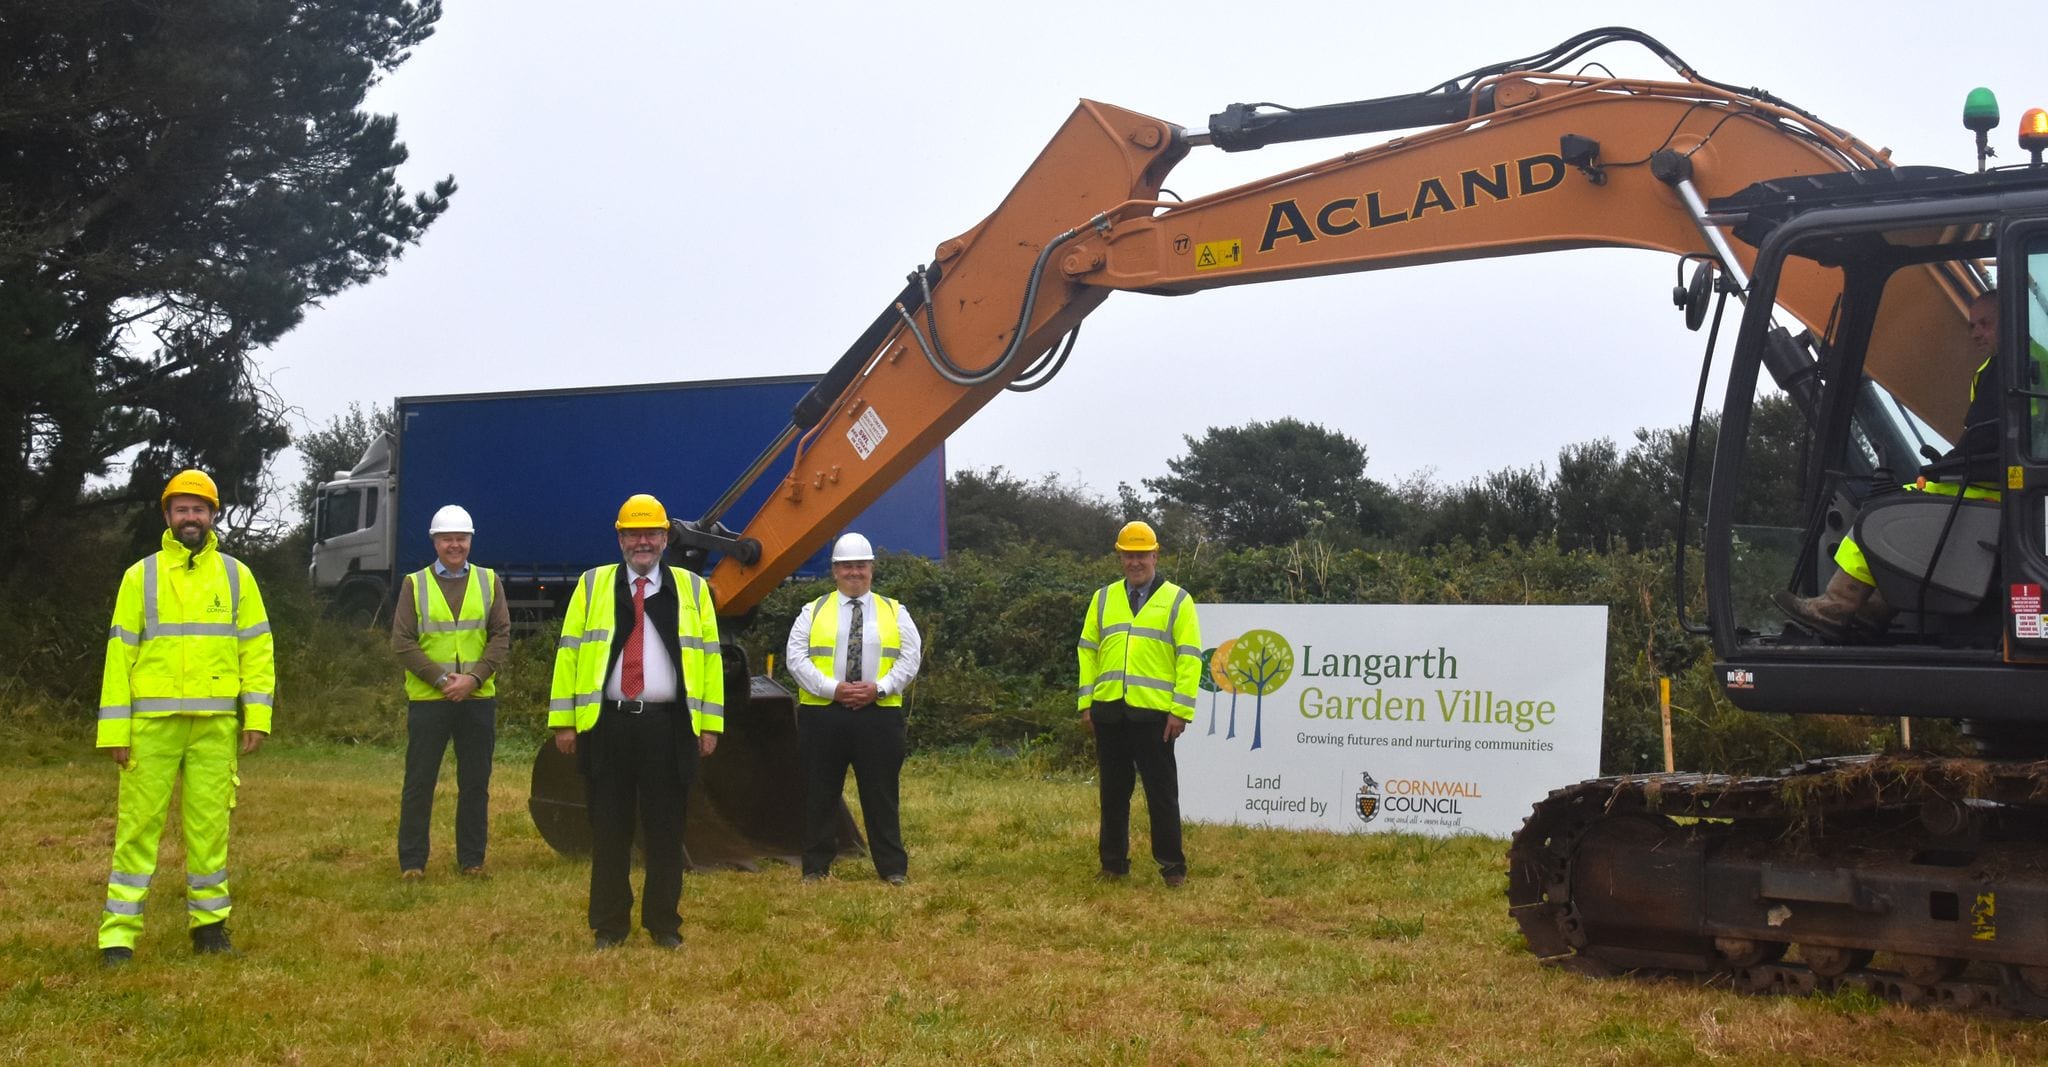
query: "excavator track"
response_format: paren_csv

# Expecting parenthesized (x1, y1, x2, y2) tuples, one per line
(1507, 755, 2048, 1015)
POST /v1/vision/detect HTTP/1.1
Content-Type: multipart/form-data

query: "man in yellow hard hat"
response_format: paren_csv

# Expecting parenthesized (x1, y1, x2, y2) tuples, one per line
(549, 494, 723, 949)
(390, 504, 510, 879)
(783, 532, 924, 884)
(1077, 520, 1201, 887)
(96, 469, 275, 967)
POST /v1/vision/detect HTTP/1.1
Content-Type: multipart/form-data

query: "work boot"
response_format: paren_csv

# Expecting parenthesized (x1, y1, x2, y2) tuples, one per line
(1856, 587, 1896, 635)
(1772, 570, 1879, 642)
(191, 922, 236, 956)
(100, 946, 133, 969)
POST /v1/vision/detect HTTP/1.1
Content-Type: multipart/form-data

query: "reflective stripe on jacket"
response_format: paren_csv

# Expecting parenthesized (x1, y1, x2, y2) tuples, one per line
(799, 592, 903, 707)
(1077, 579, 1201, 720)
(548, 564, 724, 736)
(405, 566, 497, 700)
(98, 529, 276, 747)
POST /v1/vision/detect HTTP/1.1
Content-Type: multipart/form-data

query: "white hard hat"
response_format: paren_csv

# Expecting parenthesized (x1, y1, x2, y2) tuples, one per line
(831, 532, 874, 562)
(429, 505, 475, 535)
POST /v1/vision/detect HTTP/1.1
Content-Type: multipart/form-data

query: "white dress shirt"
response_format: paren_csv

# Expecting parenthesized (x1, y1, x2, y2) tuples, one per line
(785, 589, 923, 702)
(604, 565, 679, 702)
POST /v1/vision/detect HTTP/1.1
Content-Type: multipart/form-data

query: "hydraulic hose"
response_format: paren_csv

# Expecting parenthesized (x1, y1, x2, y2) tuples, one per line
(895, 217, 1098, 387)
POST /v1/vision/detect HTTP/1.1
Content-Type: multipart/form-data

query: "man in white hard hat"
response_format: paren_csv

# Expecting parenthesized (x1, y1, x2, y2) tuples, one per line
(1077, 520, 1201, 887)
(390, 504, 511, 879)
(784, 532, 923, 884)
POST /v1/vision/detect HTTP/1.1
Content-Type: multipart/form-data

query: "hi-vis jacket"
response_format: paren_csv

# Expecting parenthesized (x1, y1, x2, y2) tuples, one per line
(799, 592, 904, 707)
(98, 529, 276, 748)
(405, 565, 498, 701)
(1077, 579, 1201, 721)
(549, 564, 724, 736)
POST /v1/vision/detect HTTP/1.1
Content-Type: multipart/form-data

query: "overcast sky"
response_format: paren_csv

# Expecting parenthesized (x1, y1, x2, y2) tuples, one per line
(261, 0, 2047, 515)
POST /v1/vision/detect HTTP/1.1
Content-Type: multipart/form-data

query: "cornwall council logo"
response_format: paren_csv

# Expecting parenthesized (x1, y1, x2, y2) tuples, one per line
(1355, 771, 1382, 824)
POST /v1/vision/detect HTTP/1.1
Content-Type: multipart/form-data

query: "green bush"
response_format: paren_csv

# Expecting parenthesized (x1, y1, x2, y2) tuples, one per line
(3, 533, 1964, 778)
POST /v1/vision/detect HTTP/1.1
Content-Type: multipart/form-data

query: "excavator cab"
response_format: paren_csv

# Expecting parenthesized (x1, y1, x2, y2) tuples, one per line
(1706, 167, 2048, 731)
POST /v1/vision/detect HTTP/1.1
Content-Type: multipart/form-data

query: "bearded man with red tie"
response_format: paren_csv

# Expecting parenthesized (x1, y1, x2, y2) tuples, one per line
(549, 494, 723, 950)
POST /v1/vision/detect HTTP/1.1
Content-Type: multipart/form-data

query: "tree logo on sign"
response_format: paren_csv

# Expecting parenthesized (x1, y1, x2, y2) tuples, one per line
(1225, 629, 1293, 750)
(1203, 640, 1243, 738)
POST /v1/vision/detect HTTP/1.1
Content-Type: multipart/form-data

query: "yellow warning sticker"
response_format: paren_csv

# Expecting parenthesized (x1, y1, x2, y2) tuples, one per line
(2009, 465, 2024, 490)
(1972, 891, 1997, 941)
(1193, 239, 1244, 271)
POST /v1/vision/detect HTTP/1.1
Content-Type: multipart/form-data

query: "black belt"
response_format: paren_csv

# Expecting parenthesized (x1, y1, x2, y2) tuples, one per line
(606, 699, 677, 715)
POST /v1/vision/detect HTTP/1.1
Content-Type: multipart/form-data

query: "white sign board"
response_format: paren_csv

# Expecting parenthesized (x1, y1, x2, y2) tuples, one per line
(1179, 604, 1606, 839)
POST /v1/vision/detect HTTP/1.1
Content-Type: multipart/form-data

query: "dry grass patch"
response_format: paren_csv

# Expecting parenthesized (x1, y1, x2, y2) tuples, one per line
(2, 741, 2047, 1064)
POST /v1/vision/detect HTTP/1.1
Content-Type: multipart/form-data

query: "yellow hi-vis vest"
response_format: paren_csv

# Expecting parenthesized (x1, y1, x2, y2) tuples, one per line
(98, 529, 276, 748)
(799, 592, 904, 707)
(548, 564, 724, 736)
(1077, 579, 1201, 721)
(405, 565, 497, 700)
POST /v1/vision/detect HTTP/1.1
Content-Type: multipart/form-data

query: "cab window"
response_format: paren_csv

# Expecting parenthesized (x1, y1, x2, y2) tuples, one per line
(316, 488, 363, 541)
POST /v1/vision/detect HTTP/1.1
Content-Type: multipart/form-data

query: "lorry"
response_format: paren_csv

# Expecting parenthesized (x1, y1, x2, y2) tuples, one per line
(607, 26, 2048, 1010)
(308, 375, 947, 627)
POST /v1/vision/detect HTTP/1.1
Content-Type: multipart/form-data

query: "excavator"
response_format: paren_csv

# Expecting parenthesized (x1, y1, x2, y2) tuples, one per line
(531, 27, 2048, 1010)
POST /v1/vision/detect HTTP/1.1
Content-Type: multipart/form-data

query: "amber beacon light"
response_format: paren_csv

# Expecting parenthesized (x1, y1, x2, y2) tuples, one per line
(2021, 107, 2048, 165)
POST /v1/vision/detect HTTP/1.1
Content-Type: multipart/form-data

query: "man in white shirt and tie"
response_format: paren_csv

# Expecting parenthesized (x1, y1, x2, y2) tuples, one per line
(785, 533, 923, 884)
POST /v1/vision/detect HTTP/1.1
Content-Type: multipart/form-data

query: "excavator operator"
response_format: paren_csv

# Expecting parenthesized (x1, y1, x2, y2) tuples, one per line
(1775, 288, 2002, 641)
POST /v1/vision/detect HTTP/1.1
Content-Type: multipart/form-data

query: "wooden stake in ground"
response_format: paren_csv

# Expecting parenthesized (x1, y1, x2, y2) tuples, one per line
(1661, 676, 1675, 773)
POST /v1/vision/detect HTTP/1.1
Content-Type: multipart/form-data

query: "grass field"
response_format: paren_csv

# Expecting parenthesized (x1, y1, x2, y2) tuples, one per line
(3, 741, 2045, 1065)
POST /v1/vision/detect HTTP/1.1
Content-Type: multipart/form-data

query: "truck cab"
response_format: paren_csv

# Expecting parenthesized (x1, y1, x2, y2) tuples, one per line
(310, 432, 396, 626)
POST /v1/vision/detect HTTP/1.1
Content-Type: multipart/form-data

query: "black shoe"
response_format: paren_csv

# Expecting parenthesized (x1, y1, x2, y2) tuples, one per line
(191, 922, 236, 956)
(883, 873, 907, 887)
(650, 931, 683, 950)
(593, 932, 626, 950)
(1162, 871, 1187, 888)
(100, 946, 133, 969)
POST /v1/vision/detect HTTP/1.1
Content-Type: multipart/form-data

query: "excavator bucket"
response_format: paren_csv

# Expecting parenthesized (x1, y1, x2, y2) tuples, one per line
(528, 674, 864, 870)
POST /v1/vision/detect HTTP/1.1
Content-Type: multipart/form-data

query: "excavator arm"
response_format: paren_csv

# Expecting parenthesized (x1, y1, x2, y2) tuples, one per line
(696, 29, 1972, 617)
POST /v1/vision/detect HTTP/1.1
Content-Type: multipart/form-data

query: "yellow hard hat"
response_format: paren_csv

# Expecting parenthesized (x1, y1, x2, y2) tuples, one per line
(160, 469, 220, 510)
(615, 493, 670, 530)
(1114, 520, 1159, 552)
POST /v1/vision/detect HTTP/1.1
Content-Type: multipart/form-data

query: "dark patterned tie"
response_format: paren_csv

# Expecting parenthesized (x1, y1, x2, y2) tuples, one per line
(845, 599, 863, 683)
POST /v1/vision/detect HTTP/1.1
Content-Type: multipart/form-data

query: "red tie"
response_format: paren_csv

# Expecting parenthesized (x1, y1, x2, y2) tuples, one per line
(622, 576, 648, 699)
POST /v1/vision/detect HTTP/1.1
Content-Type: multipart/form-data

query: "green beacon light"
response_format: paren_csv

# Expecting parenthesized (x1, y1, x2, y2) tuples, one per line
(1963, 87, 2000, 172)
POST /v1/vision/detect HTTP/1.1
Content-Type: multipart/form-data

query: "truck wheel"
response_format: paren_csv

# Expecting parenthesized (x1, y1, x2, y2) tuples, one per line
(329, 588, 386, 630)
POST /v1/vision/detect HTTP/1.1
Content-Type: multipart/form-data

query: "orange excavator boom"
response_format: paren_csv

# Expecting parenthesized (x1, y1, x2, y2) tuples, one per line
(688, 28, 1968, 618)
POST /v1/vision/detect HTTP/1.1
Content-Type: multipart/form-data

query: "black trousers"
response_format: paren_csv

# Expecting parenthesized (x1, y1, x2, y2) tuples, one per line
(1093, 701, 1185, 878)
(398, 698, 496, 871)
(581, 702, 698, 940)
(799, 703, 908, 879)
